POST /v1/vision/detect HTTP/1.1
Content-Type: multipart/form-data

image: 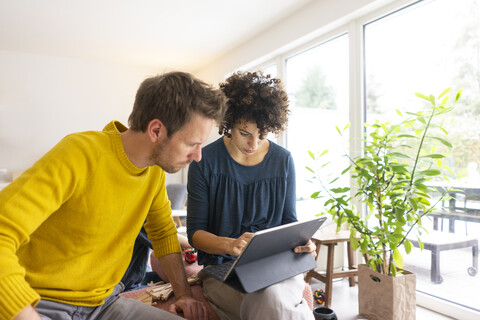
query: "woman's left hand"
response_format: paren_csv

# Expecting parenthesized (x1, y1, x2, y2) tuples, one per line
(294, 240, 317, 259)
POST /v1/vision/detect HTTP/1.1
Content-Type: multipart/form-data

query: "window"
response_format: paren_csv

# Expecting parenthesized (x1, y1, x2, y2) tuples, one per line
(285, 35, 349, 218)
(244, 0, 480, 316)
(365, 0, 480, 312)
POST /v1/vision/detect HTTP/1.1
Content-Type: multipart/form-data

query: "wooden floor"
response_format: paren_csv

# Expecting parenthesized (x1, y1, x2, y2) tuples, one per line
(309, 277, 454, 320)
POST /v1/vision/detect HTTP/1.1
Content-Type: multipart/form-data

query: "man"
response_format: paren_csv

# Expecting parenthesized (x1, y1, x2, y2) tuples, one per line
(0, 72, 226, 320)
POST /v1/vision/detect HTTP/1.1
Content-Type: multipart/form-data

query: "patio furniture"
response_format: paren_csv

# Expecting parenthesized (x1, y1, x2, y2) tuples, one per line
(430, 186, 480, 234)
(407, 231, 478, 284)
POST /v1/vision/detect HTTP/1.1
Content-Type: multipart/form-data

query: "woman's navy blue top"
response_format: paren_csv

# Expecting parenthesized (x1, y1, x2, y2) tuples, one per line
(187, 137, 297, 266)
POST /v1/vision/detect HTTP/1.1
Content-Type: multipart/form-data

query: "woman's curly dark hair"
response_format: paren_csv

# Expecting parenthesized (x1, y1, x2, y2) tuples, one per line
(218, 71, 290, 139)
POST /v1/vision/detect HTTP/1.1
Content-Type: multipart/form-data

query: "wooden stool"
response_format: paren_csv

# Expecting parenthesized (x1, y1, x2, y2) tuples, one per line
(305, 229, 358, 308)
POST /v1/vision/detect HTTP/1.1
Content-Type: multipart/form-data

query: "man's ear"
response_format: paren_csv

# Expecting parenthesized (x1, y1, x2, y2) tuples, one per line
(147, 119, 168, 143)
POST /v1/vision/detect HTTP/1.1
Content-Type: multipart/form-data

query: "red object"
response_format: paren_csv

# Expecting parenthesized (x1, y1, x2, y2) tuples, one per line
(184, 248, 197, 264)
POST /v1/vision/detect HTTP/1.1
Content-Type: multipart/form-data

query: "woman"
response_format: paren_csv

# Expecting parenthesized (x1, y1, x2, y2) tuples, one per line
(187, 71, 315, 320)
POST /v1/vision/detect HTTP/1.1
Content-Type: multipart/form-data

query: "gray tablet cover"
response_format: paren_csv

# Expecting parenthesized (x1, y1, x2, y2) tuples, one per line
(199, 217, 326, 293)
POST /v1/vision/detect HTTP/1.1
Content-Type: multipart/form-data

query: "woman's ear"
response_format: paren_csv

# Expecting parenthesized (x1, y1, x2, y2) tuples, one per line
(147, 119, 168, 143)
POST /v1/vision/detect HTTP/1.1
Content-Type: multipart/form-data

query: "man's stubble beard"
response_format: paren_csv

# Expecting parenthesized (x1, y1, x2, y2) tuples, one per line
(151, 139, 178, 174)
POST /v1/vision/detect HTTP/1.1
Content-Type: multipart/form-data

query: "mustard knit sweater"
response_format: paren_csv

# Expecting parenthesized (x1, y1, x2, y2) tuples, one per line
(0, 121, 181, 320)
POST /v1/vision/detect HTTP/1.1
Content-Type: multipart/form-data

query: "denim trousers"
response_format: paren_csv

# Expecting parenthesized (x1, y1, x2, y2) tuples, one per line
(36, 283, 183, 320)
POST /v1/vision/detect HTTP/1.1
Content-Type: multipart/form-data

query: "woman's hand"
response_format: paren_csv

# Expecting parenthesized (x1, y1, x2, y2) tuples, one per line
(229, 232, 254, 256)
(294, 239, 317, 259)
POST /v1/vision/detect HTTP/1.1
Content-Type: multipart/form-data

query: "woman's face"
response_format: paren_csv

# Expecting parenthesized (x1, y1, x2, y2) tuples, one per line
(229, 120, 268, 156)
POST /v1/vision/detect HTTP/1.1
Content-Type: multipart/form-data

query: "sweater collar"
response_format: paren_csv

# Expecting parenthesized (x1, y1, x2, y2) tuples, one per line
(103, 120, 147, 175)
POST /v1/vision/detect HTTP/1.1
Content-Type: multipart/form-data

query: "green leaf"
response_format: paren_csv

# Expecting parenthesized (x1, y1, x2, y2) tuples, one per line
(341, 165, 352, 175)
(329, 177, 340, 184)
(336, 126, 342, 135)
(398, 134, 417, 139)
(404, 239, 412, 254)
(308, 150, 315, 159)
(420, 169, 441, 176)
(420, 154, 445, 159)
(390, 234, 404, 245)
(393, 248, 404, 268)
(415, 92, 429, 101)
(431, 136, 453, 148)
(350, 234, 359, 250)
(455, 89, 463, 102)
(390, 163, 408, 174)
(391, 263, 397, 277)
(331, 187, 350, 194)
(440, 95, 449, 106)
(305, 166, 315, 173)
(438, 88, 451, 99)
(418, 239, 424, 250)
(408, 197, 418, 211)
(390, 152, 410, 158)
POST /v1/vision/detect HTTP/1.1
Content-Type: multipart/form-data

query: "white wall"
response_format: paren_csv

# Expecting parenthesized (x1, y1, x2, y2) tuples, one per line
(0, 50, 183, 184)
(196, 0, 395, 84)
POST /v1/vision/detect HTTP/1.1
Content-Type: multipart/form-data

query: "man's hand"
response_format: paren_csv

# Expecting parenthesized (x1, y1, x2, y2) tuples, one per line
(13, 305, 41, 320)
(168, 295, 208, 320)
(229, 232, 254, 257)
(158, 252, 208, 320)
(294, 239, 317, 259)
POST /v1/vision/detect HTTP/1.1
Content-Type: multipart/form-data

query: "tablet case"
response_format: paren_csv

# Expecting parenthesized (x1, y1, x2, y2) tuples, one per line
(199, 217, 327, 293)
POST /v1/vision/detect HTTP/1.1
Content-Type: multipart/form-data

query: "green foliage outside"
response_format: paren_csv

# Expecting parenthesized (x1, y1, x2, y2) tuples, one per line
(293, 64, 336, 109)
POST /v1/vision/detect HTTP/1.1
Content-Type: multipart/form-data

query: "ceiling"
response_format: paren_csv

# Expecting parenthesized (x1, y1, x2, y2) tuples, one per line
(0, 0, 313, 72)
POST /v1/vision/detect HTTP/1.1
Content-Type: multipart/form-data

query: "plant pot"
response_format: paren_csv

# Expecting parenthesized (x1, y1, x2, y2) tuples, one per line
(358, 264, 416, 320)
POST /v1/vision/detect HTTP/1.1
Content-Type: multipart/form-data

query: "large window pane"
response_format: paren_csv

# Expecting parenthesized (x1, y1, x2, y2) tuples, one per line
(365, 0, 480, 311)
(285, 35, 349, 217)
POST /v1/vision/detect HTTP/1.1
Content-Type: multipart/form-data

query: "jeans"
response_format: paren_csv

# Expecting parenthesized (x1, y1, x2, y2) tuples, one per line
(36, 283, 183, 320)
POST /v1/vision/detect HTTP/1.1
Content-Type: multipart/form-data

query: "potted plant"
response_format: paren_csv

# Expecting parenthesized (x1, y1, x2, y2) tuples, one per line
(307, 88, 462, 320)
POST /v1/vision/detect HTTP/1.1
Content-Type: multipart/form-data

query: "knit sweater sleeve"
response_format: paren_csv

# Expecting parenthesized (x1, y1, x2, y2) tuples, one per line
(0, 134, 85, 320)
(144, 169, 182, 258)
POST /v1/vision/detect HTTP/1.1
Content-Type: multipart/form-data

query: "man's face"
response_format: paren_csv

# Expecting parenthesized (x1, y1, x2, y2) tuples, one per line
(152, 113, 213, 173)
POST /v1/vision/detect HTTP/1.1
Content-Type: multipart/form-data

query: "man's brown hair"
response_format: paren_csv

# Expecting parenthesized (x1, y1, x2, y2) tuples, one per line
(129, 72, 226, 136)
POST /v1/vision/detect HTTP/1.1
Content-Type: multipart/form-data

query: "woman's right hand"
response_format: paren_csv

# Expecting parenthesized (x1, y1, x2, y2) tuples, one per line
(229, 232, 254, 256)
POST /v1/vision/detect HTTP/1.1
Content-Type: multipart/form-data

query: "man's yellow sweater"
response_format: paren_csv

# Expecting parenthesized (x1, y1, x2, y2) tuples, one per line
(0, 121, 181, 320)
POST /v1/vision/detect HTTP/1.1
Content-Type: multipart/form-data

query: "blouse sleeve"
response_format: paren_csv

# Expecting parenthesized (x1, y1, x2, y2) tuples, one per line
(186, 160, 210, 246)
(282, 153, 298, 224)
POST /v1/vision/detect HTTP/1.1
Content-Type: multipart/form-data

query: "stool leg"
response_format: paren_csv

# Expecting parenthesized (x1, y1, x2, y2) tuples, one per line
(324, 244, 335, 308)
(347, 241, 356, 287)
